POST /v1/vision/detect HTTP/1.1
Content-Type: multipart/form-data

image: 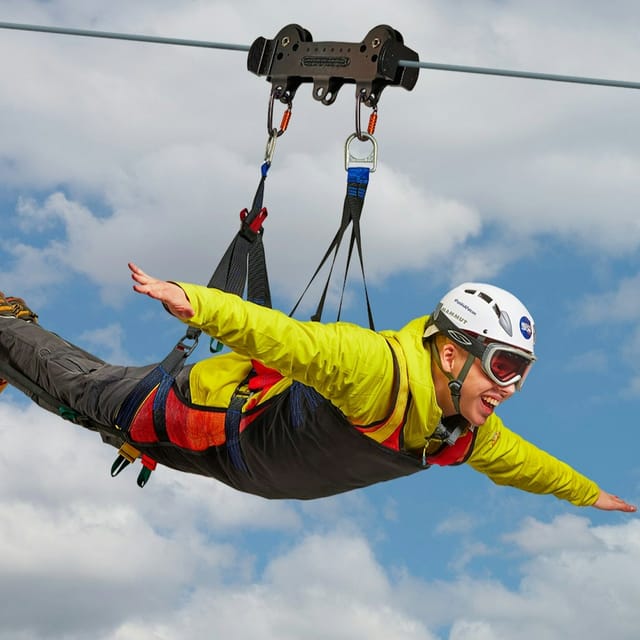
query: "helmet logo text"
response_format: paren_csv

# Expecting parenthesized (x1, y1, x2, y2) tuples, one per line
(452, 298, 477, 315)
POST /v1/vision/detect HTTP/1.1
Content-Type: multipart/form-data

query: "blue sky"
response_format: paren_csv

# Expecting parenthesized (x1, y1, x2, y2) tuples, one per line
(1, 1, 640, 638)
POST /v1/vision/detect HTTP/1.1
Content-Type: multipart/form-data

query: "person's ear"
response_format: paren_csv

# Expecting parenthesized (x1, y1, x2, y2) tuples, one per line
(440, 342, 458, 374)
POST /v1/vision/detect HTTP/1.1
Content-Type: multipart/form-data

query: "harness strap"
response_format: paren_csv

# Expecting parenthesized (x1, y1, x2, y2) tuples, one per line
(290, 166, 374, 329)
(109, 167, 274, 485)
(208, 168, 271, 300)
(152, 369, 175, 442)
(225, 382, 251, 472)
(114, 366, 166, 432)
(353, 338, 409, 448)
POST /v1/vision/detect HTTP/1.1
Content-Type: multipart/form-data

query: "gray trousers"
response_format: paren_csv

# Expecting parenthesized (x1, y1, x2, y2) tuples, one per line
(0, 318, 428, 498)
(0, 317, 190, 427)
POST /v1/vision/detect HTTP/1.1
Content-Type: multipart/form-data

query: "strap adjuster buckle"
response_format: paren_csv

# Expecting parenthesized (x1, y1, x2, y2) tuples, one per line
(240, 207, 269, 237)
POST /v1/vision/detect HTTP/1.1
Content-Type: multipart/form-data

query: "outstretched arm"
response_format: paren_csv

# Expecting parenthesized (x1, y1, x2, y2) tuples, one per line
(127, 264, 395, 425)
(468, 419, 637, 512)
(593, 490, 637, 512)
(128, 262, 195, 319)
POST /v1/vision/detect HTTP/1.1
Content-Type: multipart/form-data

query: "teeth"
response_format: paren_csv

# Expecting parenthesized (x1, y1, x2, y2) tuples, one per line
(482, 396, 499, 407)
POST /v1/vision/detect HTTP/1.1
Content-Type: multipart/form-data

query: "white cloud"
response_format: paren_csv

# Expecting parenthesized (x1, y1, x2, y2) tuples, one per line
(77, 323, 130, 363)
(2, 2, 640, 639)
(435, 510, 478, 535)
(564, 348, 608, 373)
(399, 514, 640, 640)
(3, 393, 639, 640)
(2, 0, 640, 308)
(576, 273, 640, 325)
(102, 532, 436, 640)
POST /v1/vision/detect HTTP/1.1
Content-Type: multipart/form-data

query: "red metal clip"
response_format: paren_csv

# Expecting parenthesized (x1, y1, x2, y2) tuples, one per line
(240, 207, 269, 233)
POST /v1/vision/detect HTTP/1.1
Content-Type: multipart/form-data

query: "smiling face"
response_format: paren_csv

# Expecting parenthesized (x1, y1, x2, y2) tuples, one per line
(456, 356, 516, 425)
(431, 338, 516, 426)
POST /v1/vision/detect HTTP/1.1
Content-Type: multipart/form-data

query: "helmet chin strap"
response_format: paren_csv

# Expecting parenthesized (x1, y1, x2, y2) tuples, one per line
(430, 342, 475, 415)
(447, 353, 475, 414)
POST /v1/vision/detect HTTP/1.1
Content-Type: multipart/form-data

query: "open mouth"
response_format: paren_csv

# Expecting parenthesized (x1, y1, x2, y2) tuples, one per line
(481, 396, 499, 411)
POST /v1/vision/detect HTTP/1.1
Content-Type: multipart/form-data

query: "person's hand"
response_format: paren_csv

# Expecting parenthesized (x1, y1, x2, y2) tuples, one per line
(128, 262, 195, 320)
(593, 490, 637, 512)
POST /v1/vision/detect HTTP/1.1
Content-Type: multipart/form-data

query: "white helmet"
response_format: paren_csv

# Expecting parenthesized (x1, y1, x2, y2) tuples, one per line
(424, 282, 535, 354)
(425, 283, 536, 407)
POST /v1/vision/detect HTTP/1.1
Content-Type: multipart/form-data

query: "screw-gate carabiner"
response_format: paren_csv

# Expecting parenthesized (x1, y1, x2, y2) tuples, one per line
(355, 90, 379, 141)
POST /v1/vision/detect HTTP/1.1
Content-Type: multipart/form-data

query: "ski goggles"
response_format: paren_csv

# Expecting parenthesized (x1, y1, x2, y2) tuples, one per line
(475, 342, 535, 389)
(429, 315, 536, 389)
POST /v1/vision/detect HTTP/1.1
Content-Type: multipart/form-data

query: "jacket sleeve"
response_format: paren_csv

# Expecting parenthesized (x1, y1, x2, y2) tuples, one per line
(466, 415, 600, 507)
(176, 283, 394, 424)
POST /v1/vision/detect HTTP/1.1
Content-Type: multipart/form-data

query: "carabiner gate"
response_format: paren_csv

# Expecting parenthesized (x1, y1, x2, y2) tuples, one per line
(267, 87, 293, 137)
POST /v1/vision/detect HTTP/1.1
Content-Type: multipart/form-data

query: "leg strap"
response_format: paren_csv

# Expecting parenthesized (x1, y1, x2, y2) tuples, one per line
(224, 382, 251, 472)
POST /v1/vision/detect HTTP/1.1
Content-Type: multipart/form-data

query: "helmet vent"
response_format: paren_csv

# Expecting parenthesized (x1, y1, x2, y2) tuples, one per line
(497, 308, 513, 336)
(475, 289, 515, 337)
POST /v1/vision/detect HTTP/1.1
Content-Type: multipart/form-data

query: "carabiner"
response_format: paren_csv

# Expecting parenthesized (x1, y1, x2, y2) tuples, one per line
(355, 90, 379, 141)
(344, 132, 378, 172)
(176, 330, 200, 358)
(264, 128, 278, 166)
(267, 87, 293, 137)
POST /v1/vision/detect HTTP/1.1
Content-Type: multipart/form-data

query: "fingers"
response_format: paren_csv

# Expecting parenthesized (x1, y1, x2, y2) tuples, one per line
(128, 262, 145, 279)
(593, 490, 637, 512)
(128, 262, 155, 285)
(128, 263, 165, 300)
(127, 262, 194, 319)
(614, 497, 637, 513)
(128, 270, 157, 303)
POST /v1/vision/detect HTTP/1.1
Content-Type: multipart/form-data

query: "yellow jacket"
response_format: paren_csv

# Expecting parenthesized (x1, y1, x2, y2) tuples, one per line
(178, 283, 600, 507)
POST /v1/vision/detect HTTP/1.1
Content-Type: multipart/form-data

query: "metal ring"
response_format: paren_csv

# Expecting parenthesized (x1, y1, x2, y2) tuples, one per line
(344, 132, 378, 172)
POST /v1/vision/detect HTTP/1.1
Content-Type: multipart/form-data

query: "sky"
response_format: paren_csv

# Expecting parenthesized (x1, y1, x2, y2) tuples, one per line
(1, 1, 640, 638)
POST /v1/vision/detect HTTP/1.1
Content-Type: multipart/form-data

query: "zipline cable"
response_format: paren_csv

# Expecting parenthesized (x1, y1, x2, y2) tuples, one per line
(0, 20, 639, 91)
(0, 21, 250, 52)
(400, 60, 640, 91)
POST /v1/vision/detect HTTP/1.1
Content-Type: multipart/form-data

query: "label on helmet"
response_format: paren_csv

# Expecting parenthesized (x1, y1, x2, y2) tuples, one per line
(519, 316, 533, 340)
(452, 298, 477, 316)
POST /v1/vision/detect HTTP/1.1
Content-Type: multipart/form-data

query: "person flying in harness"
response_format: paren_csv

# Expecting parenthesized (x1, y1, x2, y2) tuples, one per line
(0, 262, 635, 512)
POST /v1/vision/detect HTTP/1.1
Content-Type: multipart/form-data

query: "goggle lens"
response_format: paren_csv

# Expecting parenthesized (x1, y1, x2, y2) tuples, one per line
(488, 350, 532, 384)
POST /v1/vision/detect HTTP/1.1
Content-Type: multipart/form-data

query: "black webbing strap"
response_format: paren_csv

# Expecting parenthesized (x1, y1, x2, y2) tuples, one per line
(290, 166, 375, 329)
(224, 382, 251, 472)
(135, 166, 273, 403)
(207, 168, 272, 306)
(114, 365, 166, 432)
(109, 167, 274, 484)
